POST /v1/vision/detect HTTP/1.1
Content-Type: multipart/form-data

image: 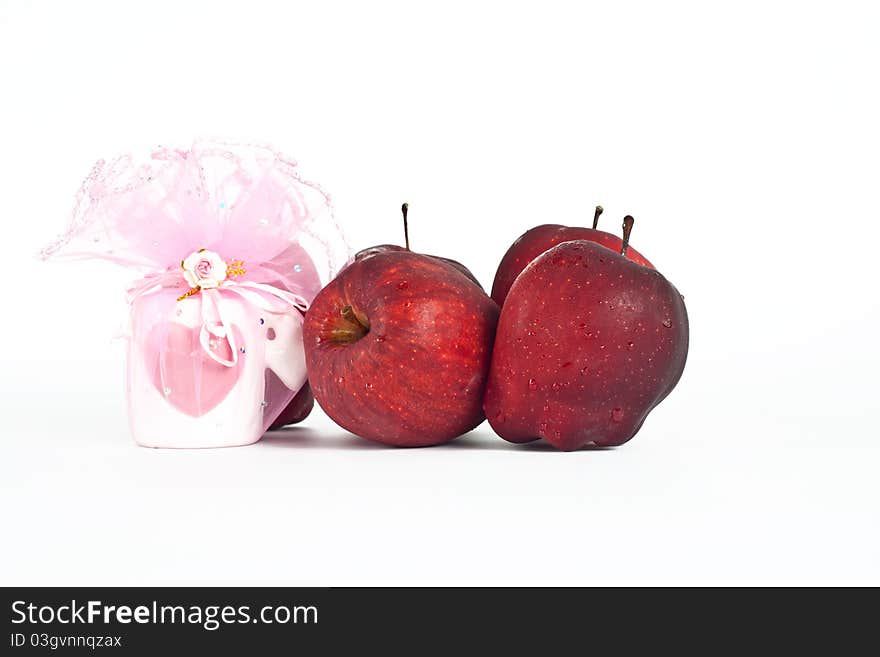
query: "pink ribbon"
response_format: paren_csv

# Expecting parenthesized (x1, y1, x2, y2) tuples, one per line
(127, 273, 308, 368)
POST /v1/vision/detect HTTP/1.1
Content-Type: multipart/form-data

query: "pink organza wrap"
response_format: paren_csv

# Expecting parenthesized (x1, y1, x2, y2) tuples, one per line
(41, 140, 349, 447)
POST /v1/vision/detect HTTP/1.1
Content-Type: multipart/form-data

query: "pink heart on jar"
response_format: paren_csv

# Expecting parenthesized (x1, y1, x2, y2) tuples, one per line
(146, 322, 243, 417)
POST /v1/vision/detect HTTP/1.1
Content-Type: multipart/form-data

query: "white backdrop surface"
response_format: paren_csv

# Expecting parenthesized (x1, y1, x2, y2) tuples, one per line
(1, 0, 878, 585)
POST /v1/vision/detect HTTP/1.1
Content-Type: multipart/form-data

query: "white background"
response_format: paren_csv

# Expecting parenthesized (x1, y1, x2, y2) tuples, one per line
(1, 0, 878, 585)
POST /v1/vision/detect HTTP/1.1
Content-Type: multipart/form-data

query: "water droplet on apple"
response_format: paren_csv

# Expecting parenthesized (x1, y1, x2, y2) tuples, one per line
(397, 280, 409, 290)
(375, 335, 386, 343)
(662, 318, 673, 328)
(611, 407, 624, 422)
(365, 382, 374, 390)
(337, 376, 345, 384)
(404, 301, 413, 308)
(551, 382, 561, 391)
(626, 341, 634, 350)
(528, 378, 538, 391)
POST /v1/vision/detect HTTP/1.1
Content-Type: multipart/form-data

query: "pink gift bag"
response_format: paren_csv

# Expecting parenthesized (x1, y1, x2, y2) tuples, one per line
(42, 141, 349, 447)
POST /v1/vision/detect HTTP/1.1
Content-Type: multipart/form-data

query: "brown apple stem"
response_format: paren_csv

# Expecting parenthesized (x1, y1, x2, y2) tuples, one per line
(340, 305, 359, 324)
(621, 215, 634, 256)
(333, 305, 370, 342)
(401, 202, 410, 251)
(593, 205, 603, 230)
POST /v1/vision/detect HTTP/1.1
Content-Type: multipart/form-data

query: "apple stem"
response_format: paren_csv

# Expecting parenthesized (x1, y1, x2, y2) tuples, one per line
(401, 203, 410, 251)
(334, 305, 370, 342)
(592, 205, 603, 230)
(621, 215, 634, 256)
(340, 305, 359, 324)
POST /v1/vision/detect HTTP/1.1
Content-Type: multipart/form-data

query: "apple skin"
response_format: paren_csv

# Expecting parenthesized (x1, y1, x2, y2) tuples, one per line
(304, 250, 500, 446)
(491, 225, 654, 306)
(268, 381, 315, 430)
(483, 240, 688, 450)
(355, 244, 484, 290)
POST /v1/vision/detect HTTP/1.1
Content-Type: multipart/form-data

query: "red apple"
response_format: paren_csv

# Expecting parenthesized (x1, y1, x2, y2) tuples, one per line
(491, 206, 654, 306)
(266, 306, 314, 430)
(483, 219, 688, 450)
(303, 206, 499, 446)
(268, 381, 315, 430)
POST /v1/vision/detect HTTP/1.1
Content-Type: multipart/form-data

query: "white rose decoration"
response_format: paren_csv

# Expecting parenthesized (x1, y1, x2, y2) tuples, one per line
(181, 249, 228, 289)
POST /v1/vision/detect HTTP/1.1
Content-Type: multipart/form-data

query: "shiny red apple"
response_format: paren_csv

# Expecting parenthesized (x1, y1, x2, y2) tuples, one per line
(268, 381, 315, 430)
(303, 205, 499, 446)
(267, 306, 314, 430)
(484, 218, 688, 450)
(491, 206, 654, 306)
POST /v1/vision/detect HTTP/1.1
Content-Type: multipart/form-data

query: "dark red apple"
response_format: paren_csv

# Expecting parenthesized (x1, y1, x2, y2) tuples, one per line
(483, 220, 688, 450)
(266, 305, 314, 430)
(268, 381, 315, 430)
(304, 212, 499, 446)
(491, 206, 654, 306)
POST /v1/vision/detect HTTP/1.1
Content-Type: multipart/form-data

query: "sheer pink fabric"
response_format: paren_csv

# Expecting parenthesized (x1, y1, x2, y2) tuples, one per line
(42, 140, 350, 447)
